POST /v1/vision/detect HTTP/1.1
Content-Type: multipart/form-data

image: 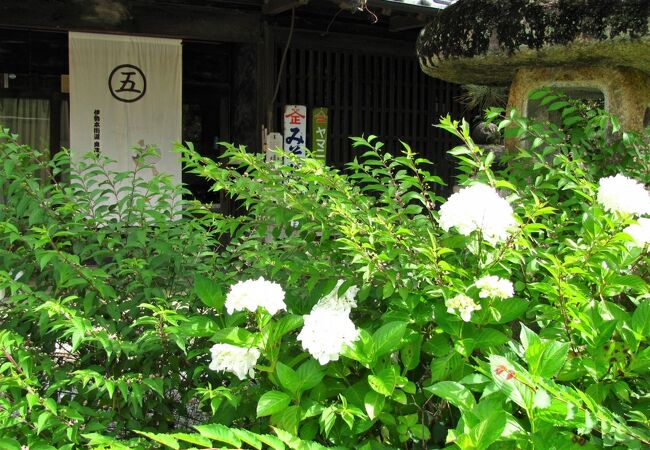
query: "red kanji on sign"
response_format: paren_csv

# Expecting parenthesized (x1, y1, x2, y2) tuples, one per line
(314, 111, 327, 124)
(284, 106, 306, 125)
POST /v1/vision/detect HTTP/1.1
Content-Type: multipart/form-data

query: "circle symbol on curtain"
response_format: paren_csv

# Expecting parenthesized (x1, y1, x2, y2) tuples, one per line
(109, 64, 147, 103)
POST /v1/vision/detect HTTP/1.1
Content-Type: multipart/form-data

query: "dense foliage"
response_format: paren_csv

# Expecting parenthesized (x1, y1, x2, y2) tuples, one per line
(0, 91, 649, 449)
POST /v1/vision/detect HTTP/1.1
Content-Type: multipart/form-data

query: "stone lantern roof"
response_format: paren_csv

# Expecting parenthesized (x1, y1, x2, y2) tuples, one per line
(416, 0, 650, 86)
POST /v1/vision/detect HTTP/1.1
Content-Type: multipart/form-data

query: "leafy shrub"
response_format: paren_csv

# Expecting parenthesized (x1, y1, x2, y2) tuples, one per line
(0, 91, 649, 450)
(0, 136, 245, 448)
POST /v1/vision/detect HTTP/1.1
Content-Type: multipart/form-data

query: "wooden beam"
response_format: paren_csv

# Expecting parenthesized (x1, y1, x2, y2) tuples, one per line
(0, 0, 262, 43)
(389, 14, 428, 32)
(263, 0, 309, 15)
(274, 28, 416, 57)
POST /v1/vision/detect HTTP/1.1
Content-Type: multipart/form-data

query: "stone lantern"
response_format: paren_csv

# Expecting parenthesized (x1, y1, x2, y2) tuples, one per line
(416, 0, 650, 132)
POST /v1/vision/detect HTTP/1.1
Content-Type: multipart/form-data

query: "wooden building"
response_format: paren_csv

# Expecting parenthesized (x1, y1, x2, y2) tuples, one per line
(0, 0, 465, 203)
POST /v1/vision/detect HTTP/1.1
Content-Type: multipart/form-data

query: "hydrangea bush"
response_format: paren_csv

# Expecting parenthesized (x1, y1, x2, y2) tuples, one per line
(0, 91, 649, 449)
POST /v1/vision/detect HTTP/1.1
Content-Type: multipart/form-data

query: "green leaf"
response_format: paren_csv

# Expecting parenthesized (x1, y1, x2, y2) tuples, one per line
(296, 360, 325, 392)
(473, 328, 508, 349)
(0, 438, 21, 450)
(26, 393, 40, 408)
(429, 352, 462, 382)
(43, 398, 58, 414)
(382, 282, 395, 299)
(232, 429, 263, 450)
(211, 327, 255, 346)
(489, 356, 526, 409)
(392, 389, 407, 405)
(194, 274, 224, 309)
(272, 405, 301, 436)
(409, 423, 431, 441)
(179, 316, 220, 338)
(364, 390, 385, 420)
(468, 410, 507, 450)
(36, 411, 53, 434)
(632, 300, 650, 337)
(563, 115, 583, 127)
(320, 406, 337, 437)
(194, 423, 242, 447)
(104, 380, 116, 399)
(548, 101, 570, 111)
(368, 367, 397, 397)
(528, 89, 549, 100)
(269, 315, 304, 346)
(400, 334, 422, 371)
(424, 381, 476, 413)
(135, 431, 180, 449)
(340, 329, 372, 366)
(172, 433, 213, 447)
(143, 377, 164, 398)
(522, 325, 569, 378)
(273, 427, 305, 449)
(257, 433, 287, 450)
(488, 299, 528, 324)
(276, 362, 301, 395)
(371, 322, 407, 358)
(257, 391, 292, 417)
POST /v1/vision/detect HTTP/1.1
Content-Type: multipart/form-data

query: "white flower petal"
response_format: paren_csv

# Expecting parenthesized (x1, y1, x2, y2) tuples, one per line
(475, 275, 514, 299)
(445, 294, 481, 322)
(624, 218, 650, 247)
(297, 308, 359, 365)
(439, 183, 516, 244)
(209, 343, 260, 380)
(224, 277, 286, 316)
(597, 174, 650, 215)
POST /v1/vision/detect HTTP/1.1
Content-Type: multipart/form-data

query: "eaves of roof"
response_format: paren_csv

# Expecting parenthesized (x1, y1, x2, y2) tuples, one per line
(371, 0, 457, 14)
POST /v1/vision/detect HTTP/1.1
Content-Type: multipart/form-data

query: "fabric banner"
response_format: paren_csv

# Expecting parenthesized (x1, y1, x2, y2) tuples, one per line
(69, 32, 182, 184)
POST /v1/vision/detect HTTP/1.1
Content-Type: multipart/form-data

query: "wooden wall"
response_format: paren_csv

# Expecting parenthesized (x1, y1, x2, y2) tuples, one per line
(271, 32, 468, 195)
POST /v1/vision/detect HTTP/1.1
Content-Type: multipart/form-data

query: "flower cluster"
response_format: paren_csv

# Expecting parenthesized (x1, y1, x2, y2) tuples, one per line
(445, 294, 482, 322)
(297, 308, 360, 365)
(624, 218, 650, 248)
(224, 277, 286, 316)
(297, 281, 360, 364)
(209, 343, 261, 380)
(438, 183, 517, 244)
(597, 174, 650, 216)
(475, 275, 514, 299)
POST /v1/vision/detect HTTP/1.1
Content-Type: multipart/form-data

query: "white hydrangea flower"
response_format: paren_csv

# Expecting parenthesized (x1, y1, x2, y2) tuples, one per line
(225, 277, 286, 316)
(209, 343, 260, 380)
(445, 294, 481, 322)
(438, 183, 517, 244)
(624, 218, 650, 247)
(314, 280, 359, 313)
(475, 275, 514, 299)
(597, 174, 650, 215)
(297, 307, 359, 365)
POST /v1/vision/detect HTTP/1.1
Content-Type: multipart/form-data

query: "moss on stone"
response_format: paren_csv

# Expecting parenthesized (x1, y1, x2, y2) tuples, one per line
(417, 0, 650, 85)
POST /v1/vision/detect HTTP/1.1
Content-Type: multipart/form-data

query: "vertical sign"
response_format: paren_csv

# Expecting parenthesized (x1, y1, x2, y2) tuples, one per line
(311, 107, 328, 162)
(69, 32, 182, 185)
(265, 132, 283, 163)
(283, 105, 306, 163)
